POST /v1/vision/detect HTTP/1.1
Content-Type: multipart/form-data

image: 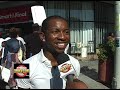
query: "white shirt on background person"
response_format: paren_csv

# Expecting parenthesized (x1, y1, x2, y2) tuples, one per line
(4, 36, 25, 45)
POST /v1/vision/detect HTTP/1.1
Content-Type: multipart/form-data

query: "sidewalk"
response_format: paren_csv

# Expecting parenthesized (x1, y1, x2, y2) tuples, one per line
(78, 59, 110, 89)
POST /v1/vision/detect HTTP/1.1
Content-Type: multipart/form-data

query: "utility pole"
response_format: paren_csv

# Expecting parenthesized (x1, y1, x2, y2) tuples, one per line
(112, 1, 120, 89)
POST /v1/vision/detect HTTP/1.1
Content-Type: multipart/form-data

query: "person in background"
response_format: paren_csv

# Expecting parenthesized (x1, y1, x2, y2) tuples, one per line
(5, 27, 26, 45)
(16, 28, 26, 45)
(16, 15, 88, 89)
(16, 28, 26, 60)
(2, 27, 25, 65)
(0, 32, 5, 64)
(1, 27, 26, 89)
(107, 32, 115, 41)
(24, 23, 43, 59)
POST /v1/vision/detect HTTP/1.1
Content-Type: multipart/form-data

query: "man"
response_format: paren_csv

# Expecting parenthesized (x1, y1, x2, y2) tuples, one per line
(16, 16, 88, 89)
(0, 32, 4, 60)
(24, 23, 42, 59)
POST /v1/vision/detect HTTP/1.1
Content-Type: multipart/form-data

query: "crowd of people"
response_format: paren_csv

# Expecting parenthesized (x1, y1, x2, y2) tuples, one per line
(24, 23, 43, 59)
(0, 15, 88, 89)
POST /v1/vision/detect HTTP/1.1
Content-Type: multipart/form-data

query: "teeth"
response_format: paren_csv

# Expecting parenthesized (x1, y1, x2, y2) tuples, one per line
(57, 43, 65, 48)
(58, 43, 65, 45)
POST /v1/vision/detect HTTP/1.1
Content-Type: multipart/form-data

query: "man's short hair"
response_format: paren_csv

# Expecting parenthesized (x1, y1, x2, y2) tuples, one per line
(41, 15, 68, 33)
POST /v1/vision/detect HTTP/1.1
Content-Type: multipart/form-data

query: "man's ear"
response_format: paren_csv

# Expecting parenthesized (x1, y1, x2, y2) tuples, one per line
(39, 32, 45, 42)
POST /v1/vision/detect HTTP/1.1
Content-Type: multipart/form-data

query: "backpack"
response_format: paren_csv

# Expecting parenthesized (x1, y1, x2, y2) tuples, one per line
(2, 39, 26, 65)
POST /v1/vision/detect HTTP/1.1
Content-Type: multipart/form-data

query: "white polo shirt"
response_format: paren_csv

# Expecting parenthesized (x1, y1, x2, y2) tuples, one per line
(4, 37, 26, 45)
(16, 49, 80, 89)
(0, 38, 4, 51)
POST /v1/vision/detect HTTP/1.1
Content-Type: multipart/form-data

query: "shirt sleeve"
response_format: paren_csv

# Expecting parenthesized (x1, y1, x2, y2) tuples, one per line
(16, 78, 31, 89)
(75, 61, 80, 79)
(69, 55, 80, 79)
(73, 60, 80, 79)
(20, 37, 26, 45)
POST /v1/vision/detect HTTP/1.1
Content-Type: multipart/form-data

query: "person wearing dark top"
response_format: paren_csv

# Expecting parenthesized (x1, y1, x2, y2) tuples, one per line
(1, 27, 25, 89)
(2, 27, 25, 65)
(24, 23, 43, 59)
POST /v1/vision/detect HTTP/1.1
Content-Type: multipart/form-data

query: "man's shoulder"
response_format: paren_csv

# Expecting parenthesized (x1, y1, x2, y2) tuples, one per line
(67, 54, 80, 67)
(22, 52, 42, 74)
(67, 54, 79, 61)
(23, 52, 42, 65)
(67, 54, 80, 77)
(23, 54, 38, 62)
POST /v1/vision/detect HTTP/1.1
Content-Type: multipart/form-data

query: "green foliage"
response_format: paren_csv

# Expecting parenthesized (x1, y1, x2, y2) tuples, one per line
(97, 37, 115, 61)
(97, 44, 108, 61)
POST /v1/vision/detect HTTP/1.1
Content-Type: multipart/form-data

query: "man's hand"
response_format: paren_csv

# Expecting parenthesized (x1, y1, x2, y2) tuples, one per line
(66, 79, 88, 89)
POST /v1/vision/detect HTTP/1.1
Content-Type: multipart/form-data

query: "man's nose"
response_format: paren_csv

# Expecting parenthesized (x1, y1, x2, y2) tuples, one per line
(58, 32, 66, 40)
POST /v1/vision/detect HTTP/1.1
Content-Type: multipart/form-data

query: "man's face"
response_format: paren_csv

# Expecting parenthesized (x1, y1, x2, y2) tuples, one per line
(44, 19, 70, 54)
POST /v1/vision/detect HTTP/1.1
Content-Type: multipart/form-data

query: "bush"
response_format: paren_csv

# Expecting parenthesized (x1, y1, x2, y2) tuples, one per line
(97, 35, 115, 61)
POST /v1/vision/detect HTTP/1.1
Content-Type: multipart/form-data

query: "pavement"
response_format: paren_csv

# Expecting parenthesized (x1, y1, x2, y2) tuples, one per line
(78, 59, 110, 89)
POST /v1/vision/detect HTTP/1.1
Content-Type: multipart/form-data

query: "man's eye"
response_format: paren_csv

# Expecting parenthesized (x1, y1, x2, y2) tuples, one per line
(52, 30, 59, 33)
(54, 30, 59, 33)
(65, 30, 70, 34)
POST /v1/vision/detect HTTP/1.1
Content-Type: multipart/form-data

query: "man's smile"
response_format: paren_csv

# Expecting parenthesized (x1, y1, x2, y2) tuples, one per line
(55, 43, 67, 49)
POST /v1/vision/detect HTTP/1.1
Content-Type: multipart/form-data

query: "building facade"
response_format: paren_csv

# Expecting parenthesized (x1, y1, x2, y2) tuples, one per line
(0, 1, 115, 55)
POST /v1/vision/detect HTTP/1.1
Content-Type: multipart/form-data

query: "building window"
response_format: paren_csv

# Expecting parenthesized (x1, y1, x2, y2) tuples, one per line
(69, 1, 94, 54)
(43, 1, 114, 54)
(94, 1, 115, 48)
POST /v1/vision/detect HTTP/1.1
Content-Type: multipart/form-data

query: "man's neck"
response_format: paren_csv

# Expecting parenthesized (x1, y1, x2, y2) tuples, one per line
(43, 50, 58, 66)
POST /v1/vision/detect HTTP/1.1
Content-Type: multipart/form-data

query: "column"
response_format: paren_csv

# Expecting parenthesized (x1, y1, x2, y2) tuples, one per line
(112, 1, 120, 89)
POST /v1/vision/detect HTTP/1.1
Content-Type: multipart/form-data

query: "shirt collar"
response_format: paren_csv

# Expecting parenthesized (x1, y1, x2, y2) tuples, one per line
(40, 49, 52, 68)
